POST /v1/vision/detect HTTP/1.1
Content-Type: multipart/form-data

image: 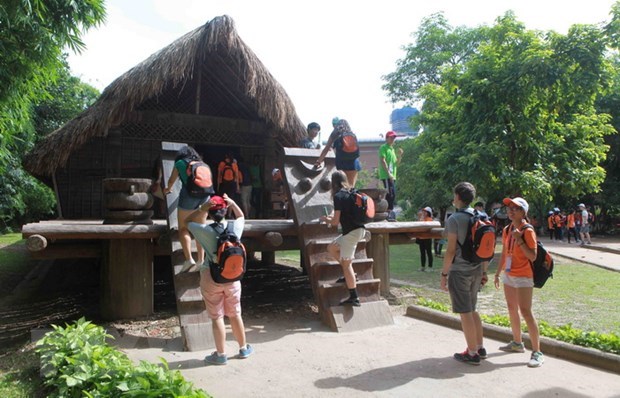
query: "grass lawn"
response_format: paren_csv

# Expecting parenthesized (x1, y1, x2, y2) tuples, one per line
(389, 243, 620, 334)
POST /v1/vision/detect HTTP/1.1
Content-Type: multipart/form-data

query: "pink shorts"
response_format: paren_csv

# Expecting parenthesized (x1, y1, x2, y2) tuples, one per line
(200, 268, 242, 319)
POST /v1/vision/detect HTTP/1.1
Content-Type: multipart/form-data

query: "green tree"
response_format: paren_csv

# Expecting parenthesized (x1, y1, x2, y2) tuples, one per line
(384, 11, 616, 221)
(0, 0, 105, 173)
(0, 59, 99, 232)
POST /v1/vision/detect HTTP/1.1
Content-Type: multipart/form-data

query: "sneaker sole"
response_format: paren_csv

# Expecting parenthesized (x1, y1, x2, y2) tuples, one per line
(453, 357, 481, 366)
(205, 360, 227, 365)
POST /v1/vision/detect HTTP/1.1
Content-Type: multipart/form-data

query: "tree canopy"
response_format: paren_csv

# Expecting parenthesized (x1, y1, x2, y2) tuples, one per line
(0, 0, 105, 173)
(384, 9, 618, 218)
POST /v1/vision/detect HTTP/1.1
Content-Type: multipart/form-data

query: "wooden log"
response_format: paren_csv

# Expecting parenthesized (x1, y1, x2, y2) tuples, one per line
(367, 232, 391, 296)
(22, 222, 167, 240)
(26, 234, 47, 252)
(101, 239, 153, 320)
(264, 232, 283, 247)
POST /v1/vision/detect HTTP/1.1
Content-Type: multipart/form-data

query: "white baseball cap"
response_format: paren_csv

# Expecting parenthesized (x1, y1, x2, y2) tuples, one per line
(578, 203, 585, 208)
(423, 206, 432, 214)
(503, 197, 529, 214)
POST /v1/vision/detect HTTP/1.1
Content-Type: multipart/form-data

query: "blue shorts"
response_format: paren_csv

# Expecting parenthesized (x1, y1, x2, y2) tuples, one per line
(178, 186, 210, 210)
(335, 157, 361, 172)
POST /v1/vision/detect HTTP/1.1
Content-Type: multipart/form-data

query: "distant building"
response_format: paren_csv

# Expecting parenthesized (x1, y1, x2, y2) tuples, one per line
(390, 106, 420, 137)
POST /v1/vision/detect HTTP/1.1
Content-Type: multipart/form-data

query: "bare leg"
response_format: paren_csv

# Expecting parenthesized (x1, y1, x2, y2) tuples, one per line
(177, 208, 194, 262)
(229, 315, 247, 350)
(503, 284, 523, 343)
(340, 258, 356, 289)
(211, 317, 227, 354)
(460, 312, 479, 352)
(517, 287, 540, 351)
(344, 170, 358, 187)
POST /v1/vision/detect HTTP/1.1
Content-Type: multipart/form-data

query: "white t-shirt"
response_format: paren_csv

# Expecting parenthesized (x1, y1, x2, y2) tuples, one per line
(581, 210, 589, 225)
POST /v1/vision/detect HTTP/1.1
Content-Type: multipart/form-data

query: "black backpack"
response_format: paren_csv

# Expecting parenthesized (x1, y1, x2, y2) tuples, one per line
(209, 222, 247, 283)
(457, 210, 496, 263)
(186, 161, 215, 197)
(523, 224, 554, 288)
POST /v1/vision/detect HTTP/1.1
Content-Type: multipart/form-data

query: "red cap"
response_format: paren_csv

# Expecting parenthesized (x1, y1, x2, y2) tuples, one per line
(209, 195, 227, 211)
(386, 131, 397, 138)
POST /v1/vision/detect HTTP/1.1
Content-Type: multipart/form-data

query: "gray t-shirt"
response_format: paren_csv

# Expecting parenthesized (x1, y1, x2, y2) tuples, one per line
(445, 208, 481, 271)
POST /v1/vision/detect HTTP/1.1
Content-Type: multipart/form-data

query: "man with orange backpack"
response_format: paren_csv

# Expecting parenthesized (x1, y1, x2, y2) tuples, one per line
(217, 153, 240, 201)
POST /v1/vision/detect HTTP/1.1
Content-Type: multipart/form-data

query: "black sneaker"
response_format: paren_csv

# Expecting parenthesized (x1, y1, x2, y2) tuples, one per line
(339, 297, 361, 307)
(453, 350, 481, 365)
(477, 347, 487, 359)
(335, 273, 358, 284)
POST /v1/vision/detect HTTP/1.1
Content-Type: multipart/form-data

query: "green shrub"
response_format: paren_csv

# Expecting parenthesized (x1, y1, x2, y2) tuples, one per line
(35, 318, 210, 397)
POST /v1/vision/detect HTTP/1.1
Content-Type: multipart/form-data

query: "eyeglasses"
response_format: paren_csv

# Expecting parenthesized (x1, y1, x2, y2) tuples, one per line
(507, 206, 523, 212)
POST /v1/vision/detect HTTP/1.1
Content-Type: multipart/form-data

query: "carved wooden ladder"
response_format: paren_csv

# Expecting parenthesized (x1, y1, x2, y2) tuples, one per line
(282, 148, 393, 331)
(161, 141, 213, 351)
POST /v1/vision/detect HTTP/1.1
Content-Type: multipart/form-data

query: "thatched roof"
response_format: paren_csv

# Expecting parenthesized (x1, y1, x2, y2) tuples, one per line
(24, 15, 306, 178)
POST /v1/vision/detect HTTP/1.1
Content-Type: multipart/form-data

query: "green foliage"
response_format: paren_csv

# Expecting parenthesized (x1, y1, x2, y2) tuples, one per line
(35, 318, 210, 398)
(384, 9, 616, 215)
(0, 0, 106, 173)
(0, 58, 99, 231)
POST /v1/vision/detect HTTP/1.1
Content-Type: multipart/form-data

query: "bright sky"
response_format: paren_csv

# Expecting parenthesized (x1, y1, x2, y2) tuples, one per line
(68, 0, 617, 139)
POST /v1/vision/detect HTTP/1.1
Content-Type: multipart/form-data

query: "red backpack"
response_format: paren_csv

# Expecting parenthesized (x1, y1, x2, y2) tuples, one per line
(335, 131, 360, 160)
(186, 161, 214, 197)
(349, 189, 375, 225)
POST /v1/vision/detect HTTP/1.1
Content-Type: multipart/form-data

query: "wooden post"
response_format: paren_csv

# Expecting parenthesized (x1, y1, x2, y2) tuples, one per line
(101, 239, 153, 320)
(367, 232, 391, 297)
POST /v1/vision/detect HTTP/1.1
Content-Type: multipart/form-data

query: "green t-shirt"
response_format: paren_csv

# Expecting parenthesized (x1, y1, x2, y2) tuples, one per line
(174, 159, 189, 185)
(378, 144, 397, 179)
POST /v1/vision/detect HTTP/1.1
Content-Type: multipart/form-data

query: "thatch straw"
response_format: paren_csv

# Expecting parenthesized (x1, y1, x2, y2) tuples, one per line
(24, 15, 306, 177)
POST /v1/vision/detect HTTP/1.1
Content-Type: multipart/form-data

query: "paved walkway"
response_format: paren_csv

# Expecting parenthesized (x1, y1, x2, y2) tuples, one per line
(115, 235, 620, 397)
(541, 234, 620, 272)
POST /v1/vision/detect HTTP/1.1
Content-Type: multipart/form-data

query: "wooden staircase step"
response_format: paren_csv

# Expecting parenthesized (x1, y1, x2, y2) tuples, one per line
(318, 279, 382, 308)
(311, 258, 374, 282)
(329, 300, 394, 332)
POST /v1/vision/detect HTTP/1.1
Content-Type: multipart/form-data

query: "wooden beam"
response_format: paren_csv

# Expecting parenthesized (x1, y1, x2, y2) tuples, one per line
(22, 222, 167, 240)
(135, 111, 267, 134)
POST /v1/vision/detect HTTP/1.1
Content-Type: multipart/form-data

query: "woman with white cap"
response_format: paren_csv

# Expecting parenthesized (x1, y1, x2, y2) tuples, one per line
(494, 196, 544, 368)
(416, 206, 434, 272)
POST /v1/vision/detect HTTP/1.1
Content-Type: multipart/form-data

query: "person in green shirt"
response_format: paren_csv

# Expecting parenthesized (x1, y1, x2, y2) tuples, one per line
(378, 131, 403, 221)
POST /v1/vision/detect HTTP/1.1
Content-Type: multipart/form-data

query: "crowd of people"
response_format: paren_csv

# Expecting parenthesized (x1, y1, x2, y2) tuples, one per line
(546, 204, 594, 246)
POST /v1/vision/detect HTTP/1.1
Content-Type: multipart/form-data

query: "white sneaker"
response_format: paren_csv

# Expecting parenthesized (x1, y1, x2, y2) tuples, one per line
(527, 351, 544, 368)
(180, 259, 196, 273)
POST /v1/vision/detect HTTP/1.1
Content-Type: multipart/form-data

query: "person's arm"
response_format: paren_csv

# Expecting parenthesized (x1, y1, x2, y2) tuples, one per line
(163, 166, 179, 195)
(315, 131, 336, 167)
(397, 147, 404, 164)
(440, 231, 457, 291)
(224, 193, 244, 219)
(512, 228, 536, 262)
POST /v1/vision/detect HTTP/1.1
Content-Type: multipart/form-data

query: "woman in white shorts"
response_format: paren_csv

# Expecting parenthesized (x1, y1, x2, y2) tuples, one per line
(320, 170, 365, 306)
(494, 197, 544, 368)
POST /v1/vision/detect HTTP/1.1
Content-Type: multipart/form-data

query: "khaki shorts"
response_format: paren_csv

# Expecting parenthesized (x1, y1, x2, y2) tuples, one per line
(333, 228, 365, 260)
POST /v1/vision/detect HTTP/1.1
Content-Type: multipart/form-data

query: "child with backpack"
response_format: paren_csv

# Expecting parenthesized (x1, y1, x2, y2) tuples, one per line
(493, 197, 544, 368)
(187, 194, 253, 365)
(314, 119, 361, 187)
(163, 146, 214, 272)
(320, 170, 366, 306)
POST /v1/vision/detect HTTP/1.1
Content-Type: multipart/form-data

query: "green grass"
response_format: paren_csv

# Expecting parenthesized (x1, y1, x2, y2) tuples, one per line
(0, 348, 42, 398)
(0, 234, 32, 297)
